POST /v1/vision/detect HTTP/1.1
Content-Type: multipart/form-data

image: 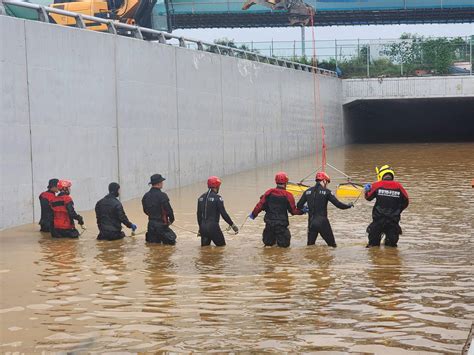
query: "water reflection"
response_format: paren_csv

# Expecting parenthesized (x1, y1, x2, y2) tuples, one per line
(367, 247, 403, 312)
(95, 240, 129, 294)
(37, 236, 81, 293)
(0, 143, 473, 352)
(301, 247, 334, 307)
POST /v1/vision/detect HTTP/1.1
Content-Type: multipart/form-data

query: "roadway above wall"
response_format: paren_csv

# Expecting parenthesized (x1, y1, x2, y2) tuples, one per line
(168, 7, 474, 29)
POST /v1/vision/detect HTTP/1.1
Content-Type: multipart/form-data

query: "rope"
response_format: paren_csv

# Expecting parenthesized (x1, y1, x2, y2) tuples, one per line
(239, 215, 249, 231)
(171, 224, 199, 235)
(309, 10, 326, 172)
(79, 225, 88, 236)
(298, 165, 321, 184)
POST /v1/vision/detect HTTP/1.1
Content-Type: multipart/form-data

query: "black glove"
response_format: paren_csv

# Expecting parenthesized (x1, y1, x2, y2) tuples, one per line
(77, 216, 84, 226)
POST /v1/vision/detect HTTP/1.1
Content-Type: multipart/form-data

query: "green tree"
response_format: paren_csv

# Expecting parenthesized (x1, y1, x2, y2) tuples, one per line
(211, 38, 259, 59)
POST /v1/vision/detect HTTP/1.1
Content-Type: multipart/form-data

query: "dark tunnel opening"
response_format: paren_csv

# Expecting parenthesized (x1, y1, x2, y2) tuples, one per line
(343, 97, 474, 143)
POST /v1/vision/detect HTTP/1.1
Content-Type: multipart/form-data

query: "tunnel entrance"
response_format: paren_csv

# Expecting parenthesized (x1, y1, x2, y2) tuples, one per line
(343, 97, 474, 143)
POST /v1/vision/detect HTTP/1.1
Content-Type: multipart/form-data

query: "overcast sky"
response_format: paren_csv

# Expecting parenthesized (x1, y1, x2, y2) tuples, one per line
(174, 23, 473, 43)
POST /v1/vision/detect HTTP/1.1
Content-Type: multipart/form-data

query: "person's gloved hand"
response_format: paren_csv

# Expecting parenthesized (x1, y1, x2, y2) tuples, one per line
(348, 202, 354, 208)
(302, 206, 309, 214)
(131, 224, 137, 231)
(231, 224, 239, 234)
(78, 217, 84, 226)
(364, 183, 372, 192)
(248, 213, 255, 220)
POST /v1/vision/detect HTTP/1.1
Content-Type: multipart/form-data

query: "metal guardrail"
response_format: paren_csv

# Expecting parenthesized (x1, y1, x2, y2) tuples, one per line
(2, 0, 337, 76)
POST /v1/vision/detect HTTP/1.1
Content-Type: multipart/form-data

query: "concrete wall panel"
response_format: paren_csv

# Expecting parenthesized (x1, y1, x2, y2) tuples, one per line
(24, 21, 118, 217)
(0, 16, 344, 229)
(115, 38, 179, 199)
(176, 50, 224, 186)
(343, 76, 474, 103)
(0, 17, 32, 229)
(221, 57, 258, 175)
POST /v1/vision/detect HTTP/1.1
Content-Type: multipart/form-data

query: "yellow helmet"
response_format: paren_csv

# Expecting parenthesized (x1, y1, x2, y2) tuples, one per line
(376, 165, 395, 181)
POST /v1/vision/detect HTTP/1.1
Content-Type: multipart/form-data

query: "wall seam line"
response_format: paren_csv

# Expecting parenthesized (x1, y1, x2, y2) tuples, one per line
(220, 55, 225, 176)
(114, 36, 121, 188)
(24, 20, 35, 223)
(174, 47, 181, 188)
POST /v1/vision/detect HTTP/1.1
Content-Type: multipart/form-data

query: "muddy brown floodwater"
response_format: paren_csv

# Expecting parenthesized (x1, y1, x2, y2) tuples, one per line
(1, 143, 473, 353)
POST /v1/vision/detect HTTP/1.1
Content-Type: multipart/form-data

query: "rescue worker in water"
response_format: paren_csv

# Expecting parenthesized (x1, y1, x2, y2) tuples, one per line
(50, 180, 84, 238)
(250, 172, 303, 248)
(95, 182, 137, 241)
(364, 165, 409, 248)
(38, 178, 59, 232)
(142, 174, 177, 244)
(197, 176, 239, 246)
(297, 171, 353, 248)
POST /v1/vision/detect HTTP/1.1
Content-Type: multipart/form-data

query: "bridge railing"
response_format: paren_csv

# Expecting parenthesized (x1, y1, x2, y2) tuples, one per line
(2, 0, 337, 76)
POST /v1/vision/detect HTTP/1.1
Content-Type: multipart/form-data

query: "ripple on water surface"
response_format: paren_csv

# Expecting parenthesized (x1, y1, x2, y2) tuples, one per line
(0, 143, 473, 353)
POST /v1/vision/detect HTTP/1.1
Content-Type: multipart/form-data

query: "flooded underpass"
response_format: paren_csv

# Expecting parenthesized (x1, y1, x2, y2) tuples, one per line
(1, 143, 473, 353)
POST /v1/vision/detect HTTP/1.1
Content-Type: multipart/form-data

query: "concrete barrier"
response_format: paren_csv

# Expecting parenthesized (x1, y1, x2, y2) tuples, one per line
(0, 15, 344, 230)
(343, 76, 474, 104)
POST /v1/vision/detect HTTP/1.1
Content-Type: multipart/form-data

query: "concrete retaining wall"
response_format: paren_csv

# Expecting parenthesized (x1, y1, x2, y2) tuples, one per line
(0, 15, 343, 230)
(343, 76, 474, 104)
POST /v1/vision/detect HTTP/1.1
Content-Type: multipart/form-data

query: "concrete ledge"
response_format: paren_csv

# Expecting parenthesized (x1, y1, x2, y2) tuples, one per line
(343, 76, 474, 104)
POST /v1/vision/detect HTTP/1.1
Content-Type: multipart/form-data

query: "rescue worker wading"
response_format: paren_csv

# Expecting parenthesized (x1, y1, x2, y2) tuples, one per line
(38, 178, 59, 232)
(95, 182, 137, 241)
(197, 176, 239, 247)
(364, 165, 409, 248)
(250, 172, 303, 248)
(142, 174, 177, 245)
(297, 172, 353, 248)
(50, 180, 84, 238)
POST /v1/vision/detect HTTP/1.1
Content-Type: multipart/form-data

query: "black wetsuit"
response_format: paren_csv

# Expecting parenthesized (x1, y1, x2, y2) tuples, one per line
(365, 180, 409, 247)
(297, 183, 351, 247)
(252, 187, 302, 248)
(39, 190, 56, 232)
(95, 193, 133, 241)
(197, 190, 234, 246)
(142, 187, 176, 244)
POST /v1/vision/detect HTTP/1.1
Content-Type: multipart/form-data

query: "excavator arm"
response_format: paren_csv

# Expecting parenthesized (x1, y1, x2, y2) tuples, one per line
(242, 0, 314, 26)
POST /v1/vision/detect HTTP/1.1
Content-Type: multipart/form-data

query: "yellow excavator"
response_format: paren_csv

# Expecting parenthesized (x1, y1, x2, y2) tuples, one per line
(49, 0, 157, 31)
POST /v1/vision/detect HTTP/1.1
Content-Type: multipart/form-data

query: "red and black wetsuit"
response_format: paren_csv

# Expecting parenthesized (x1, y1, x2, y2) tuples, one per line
(365, 180, 409, 247)
(50, 192, 84, 238)
(39, 190, 56, 232)
(197, 190, 234, 247)
(252, 187, 302, 248)
(141, 187, 176, 244)
(297, 183, 352, 247)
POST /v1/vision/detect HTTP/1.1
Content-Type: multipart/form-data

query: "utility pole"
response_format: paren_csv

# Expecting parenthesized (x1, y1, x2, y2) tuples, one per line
(301, 26, 306, 58)
(367, 43, 370, 78)
(335, 39, 338, 69)
(470, 35, 473, 76)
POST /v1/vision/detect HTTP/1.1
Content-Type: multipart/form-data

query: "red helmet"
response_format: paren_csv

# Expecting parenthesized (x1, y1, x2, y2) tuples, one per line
(315, 171, 331, 183)
(57, 180, 72, 190)
(275, 171, 289, 184)
(207, 176, 222, 189)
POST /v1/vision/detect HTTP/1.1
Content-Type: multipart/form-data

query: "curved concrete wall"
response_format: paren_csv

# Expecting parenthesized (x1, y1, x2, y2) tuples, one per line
(0, 15, 344, 230)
